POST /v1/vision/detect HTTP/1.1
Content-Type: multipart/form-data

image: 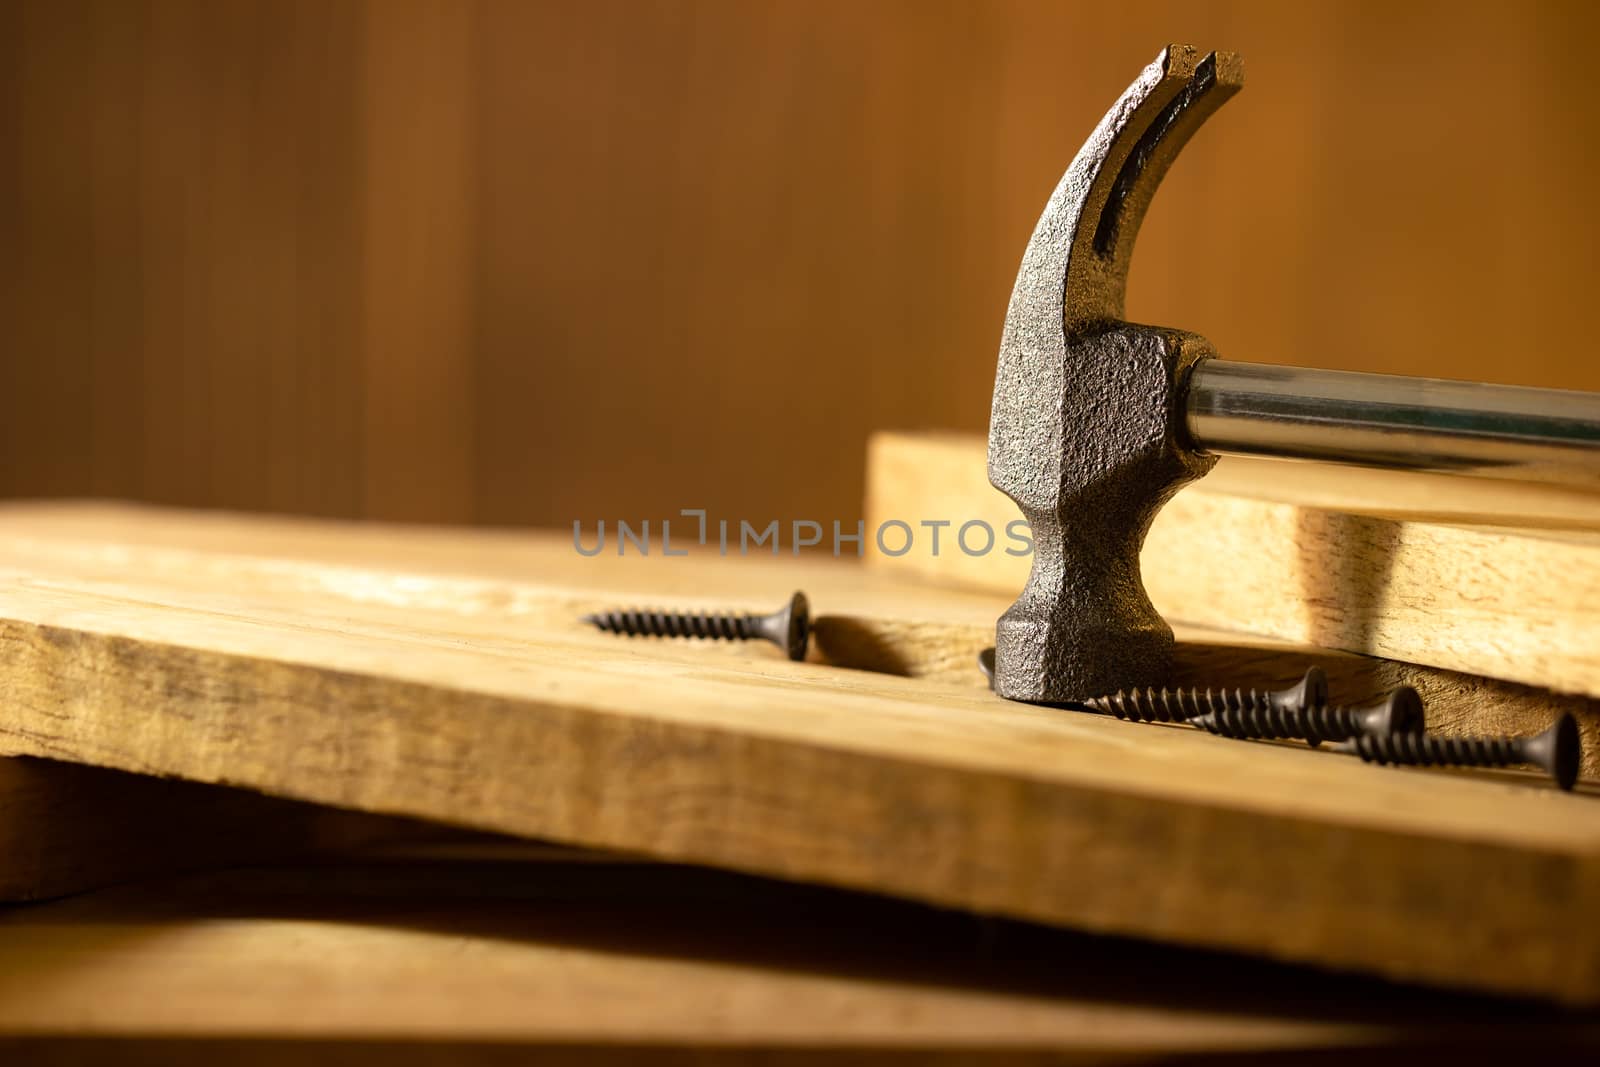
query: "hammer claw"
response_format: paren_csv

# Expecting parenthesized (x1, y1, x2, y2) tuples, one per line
(987, 45, 1239, 704)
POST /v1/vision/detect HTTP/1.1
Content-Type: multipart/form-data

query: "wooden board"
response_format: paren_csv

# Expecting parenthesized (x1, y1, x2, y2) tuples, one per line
(0, 756, 416, 903)
(2, 850, 1592, 1060)
(3, 503, 1600, 1003)
(866, 431, 1600, 698)
(4, 500, 1594, 772)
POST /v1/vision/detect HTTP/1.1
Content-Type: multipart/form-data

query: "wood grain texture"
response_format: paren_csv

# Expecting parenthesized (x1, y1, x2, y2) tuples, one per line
(1, 504, 1599, 1003)
(0, 757, 415, 903)
(358, 0, 477, 523)
(5, 500, 1595, 772)
(6, 1, 1600, 530)
(5, 858, 1589, 1060)
(866, 431, 1600, 699)
(397, 0, 1600, 530)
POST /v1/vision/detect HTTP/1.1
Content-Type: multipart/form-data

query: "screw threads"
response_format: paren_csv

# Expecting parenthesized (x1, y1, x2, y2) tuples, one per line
(1339, 713, 1581, 790)
(582, 591, 810, 661)
(1192, 702, 1367, 744)
(1046, 652, 1578, 791)
(1084, 686, 1273, 724)
(1084, 668, 1326, 725)
(585, 609, 754, 642)
(1190, 686, 1424, 746)
(1343, 731, 1521, 769)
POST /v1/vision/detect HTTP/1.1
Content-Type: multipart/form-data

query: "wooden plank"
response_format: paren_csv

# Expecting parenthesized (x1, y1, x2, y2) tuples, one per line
(0, 756, 417, 903)
(1, 503, 1600, 1003)
(1, 854, 1590, 1058)
(866, 431, 1600, 698)
(5, 500, 1594, 773)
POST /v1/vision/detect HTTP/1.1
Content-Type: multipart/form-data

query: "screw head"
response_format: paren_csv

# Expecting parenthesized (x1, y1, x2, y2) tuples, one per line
(1555, 713, 1581, 792)
(1277, 666, 1328, 711)
(1363, 686, 1425, 736)
(1536, 713, 1583, 792)
(743, 591, 812, 660)
(780, 591, 811, 662)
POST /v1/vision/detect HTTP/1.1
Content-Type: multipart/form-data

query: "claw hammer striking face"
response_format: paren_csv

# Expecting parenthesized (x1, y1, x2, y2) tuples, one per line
(988, 44, 1600, 705)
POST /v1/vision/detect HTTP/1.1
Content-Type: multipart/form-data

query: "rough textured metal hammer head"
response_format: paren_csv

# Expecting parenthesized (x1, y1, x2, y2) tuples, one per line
(987, 45, 1243, 704)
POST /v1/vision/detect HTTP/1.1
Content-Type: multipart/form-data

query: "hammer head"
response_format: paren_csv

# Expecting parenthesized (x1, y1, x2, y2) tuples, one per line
(987, 46, 1243, 704)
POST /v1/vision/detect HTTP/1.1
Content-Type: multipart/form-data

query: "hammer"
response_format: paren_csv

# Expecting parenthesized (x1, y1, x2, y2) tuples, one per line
(987, 45, 1600, 704)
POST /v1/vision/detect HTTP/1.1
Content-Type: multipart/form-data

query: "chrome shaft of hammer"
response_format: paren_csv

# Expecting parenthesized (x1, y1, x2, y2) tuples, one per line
(1186, 360, 1600, 491)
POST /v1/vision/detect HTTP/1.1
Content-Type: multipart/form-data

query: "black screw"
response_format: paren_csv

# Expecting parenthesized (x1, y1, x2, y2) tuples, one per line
(1081, 667, 1328, 724)
(1334, 713, 1582, 791)
(1191, 686, 1424, 747)
(582, 591, 810, 661)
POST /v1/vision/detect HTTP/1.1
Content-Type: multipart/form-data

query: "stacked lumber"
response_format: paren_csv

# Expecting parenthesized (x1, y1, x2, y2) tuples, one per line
(1, 502, 1599, 1013)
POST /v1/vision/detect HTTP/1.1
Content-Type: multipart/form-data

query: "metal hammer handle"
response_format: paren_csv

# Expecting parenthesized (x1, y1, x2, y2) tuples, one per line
(1188, 361, 1600, 491)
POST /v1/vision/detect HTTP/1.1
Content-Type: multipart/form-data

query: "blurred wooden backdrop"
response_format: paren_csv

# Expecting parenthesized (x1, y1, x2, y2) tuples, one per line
(3, 0, 1598, 528)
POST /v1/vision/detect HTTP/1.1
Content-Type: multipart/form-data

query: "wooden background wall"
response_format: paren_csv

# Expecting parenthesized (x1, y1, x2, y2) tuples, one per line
(4, 0, 1598, 530)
